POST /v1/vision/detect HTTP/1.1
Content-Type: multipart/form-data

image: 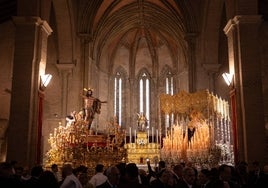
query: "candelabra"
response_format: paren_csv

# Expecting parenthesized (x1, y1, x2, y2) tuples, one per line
(44, 115, 126, 168)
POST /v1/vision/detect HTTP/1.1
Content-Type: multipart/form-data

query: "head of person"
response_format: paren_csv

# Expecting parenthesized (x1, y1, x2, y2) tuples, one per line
(182, 167, 196, 185)
(262, 165, 268, 175)
(105, 166, 120, 186)
(158, 161, 166, 170)
(218, 164, 232, 182)
(96, 164, 104, 173)
(61, 164, 73, 178)
(173, 164, 184, 178)
(197, 169, 210, 185)
(125, 163, 139, 180)
(51, 164, 58, 172)
(31, 165, 44, 178)
(158, 169, 173, 184)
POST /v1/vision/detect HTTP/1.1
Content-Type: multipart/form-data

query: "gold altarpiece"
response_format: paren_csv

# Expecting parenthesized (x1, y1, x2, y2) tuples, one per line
(124, 131, 160, 165)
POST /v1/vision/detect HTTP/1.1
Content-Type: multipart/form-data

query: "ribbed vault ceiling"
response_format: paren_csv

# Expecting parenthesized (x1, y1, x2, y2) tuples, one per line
(77, 0, 198, 69)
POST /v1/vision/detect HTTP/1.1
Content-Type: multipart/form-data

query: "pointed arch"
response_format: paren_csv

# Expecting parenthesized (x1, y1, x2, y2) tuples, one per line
(160, 65, 175, 95)
(136, 68, 151, 127)
(113, 66, 127, 127)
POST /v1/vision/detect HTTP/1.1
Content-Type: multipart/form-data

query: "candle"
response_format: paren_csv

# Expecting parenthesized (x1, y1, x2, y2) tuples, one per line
(152, 127, 154, 143)
(134, 130, 136, 143)
(156, 129, 159, 144)
(124, 129, 127, 144)
(129, 127, 132, 143)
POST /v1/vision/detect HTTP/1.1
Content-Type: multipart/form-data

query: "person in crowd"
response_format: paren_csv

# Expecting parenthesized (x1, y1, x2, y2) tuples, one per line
(78, 172, 94, 188)
(196, 169, 210, 188)
(51, 163, 62, 182)
(150, 169, 173, 188)
(89, 164, 108, 188)
(247, 161, 261, 187)
(255, 164, 268, 187)
(139, 168, 150, 186)
(116, 163, 127, 186)
(118, 163, 148, 188)
(24, 164, 44, 188)
(147, 160, 166, 183)
(217, 164, 240, 188)
(39, 170, 60, 188)
(97, 165, 120, 188)
(172, 164, 184, 185)
(234, 161, 248, 188)
(60, 163, 83, 188)
(175, 166, 198, 188)
(0, 161, 22, 188)
(20, 165, 31, 182)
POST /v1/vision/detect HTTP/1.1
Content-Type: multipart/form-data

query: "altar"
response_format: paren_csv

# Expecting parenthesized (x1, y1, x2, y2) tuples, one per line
(124, 131, 160, 165)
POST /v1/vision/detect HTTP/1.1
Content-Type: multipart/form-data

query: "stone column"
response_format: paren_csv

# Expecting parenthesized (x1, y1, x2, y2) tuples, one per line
(79, 34, 91, 89)
(224, 15, 265, 164)
(56, 64, 75, 118)
(7, 17, 52, 166)
(184, 33, 197, 92)
(202, 63, 221, 92)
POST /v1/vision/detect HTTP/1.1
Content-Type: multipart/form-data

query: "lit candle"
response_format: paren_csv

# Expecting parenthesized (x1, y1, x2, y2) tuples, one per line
(129, 127, 132, 143)
(134, 130, 136, 143)
(124, 129, 127, 144)
(54, 128, 57, 136)
(152, 127, 154, 143)
(156, 129, 159, 144)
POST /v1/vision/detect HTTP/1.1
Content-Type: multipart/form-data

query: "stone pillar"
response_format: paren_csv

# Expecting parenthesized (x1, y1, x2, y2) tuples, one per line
(79, 34, 91, 89)
(202, 63, 221, 92)
(56, 64, 75, 117)
(7, 17, 52, 166)
(224, 15, 265, 164)
(184, 33, 197, 92)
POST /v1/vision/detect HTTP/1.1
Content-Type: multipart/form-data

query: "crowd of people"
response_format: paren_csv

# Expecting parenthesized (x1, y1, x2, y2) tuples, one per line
(0, 160, 268, 188)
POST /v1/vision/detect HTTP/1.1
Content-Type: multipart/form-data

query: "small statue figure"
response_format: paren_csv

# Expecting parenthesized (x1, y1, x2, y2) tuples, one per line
(82, 88, 107, 129)
(137, 112, 148, 132)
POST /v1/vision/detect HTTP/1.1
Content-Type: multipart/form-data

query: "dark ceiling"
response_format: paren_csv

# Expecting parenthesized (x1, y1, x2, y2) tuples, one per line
(0, 0, 267, 25)
(0, 0, 16, 24)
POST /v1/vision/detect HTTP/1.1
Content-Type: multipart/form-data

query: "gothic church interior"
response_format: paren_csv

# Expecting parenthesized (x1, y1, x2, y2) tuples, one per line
(0, 0, 267, 167)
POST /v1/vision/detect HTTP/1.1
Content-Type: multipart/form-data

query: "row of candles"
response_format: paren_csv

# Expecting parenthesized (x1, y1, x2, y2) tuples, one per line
(211, 95, 230, 119)
(161, 119, 211, 162)
(127, 127, 160, 144)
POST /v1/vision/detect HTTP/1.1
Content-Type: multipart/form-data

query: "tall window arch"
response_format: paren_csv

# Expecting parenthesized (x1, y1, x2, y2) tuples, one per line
(161, 67, 175, 132)
(138, 71, 150, 127)
(114, 69, 126, 126)
(165, 71, 174, 95)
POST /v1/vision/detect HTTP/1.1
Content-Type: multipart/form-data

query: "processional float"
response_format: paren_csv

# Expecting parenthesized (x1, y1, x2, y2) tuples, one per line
(160, 90, 234, 168)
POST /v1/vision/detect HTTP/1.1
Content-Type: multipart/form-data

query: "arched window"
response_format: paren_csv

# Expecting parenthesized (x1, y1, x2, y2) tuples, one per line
(165, 71, 174, 95)
(114, 70, 125, 126)
(138, 71, 150, 127)
(163, 69, 175, 131)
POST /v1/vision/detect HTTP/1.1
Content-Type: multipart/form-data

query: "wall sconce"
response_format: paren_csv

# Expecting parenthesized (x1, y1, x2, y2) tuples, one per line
(40, 74, 52, 90)
(222, 72, 233, 86)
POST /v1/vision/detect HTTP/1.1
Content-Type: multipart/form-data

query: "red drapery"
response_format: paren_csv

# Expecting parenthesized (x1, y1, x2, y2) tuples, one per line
(230, 89, 238, 165)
